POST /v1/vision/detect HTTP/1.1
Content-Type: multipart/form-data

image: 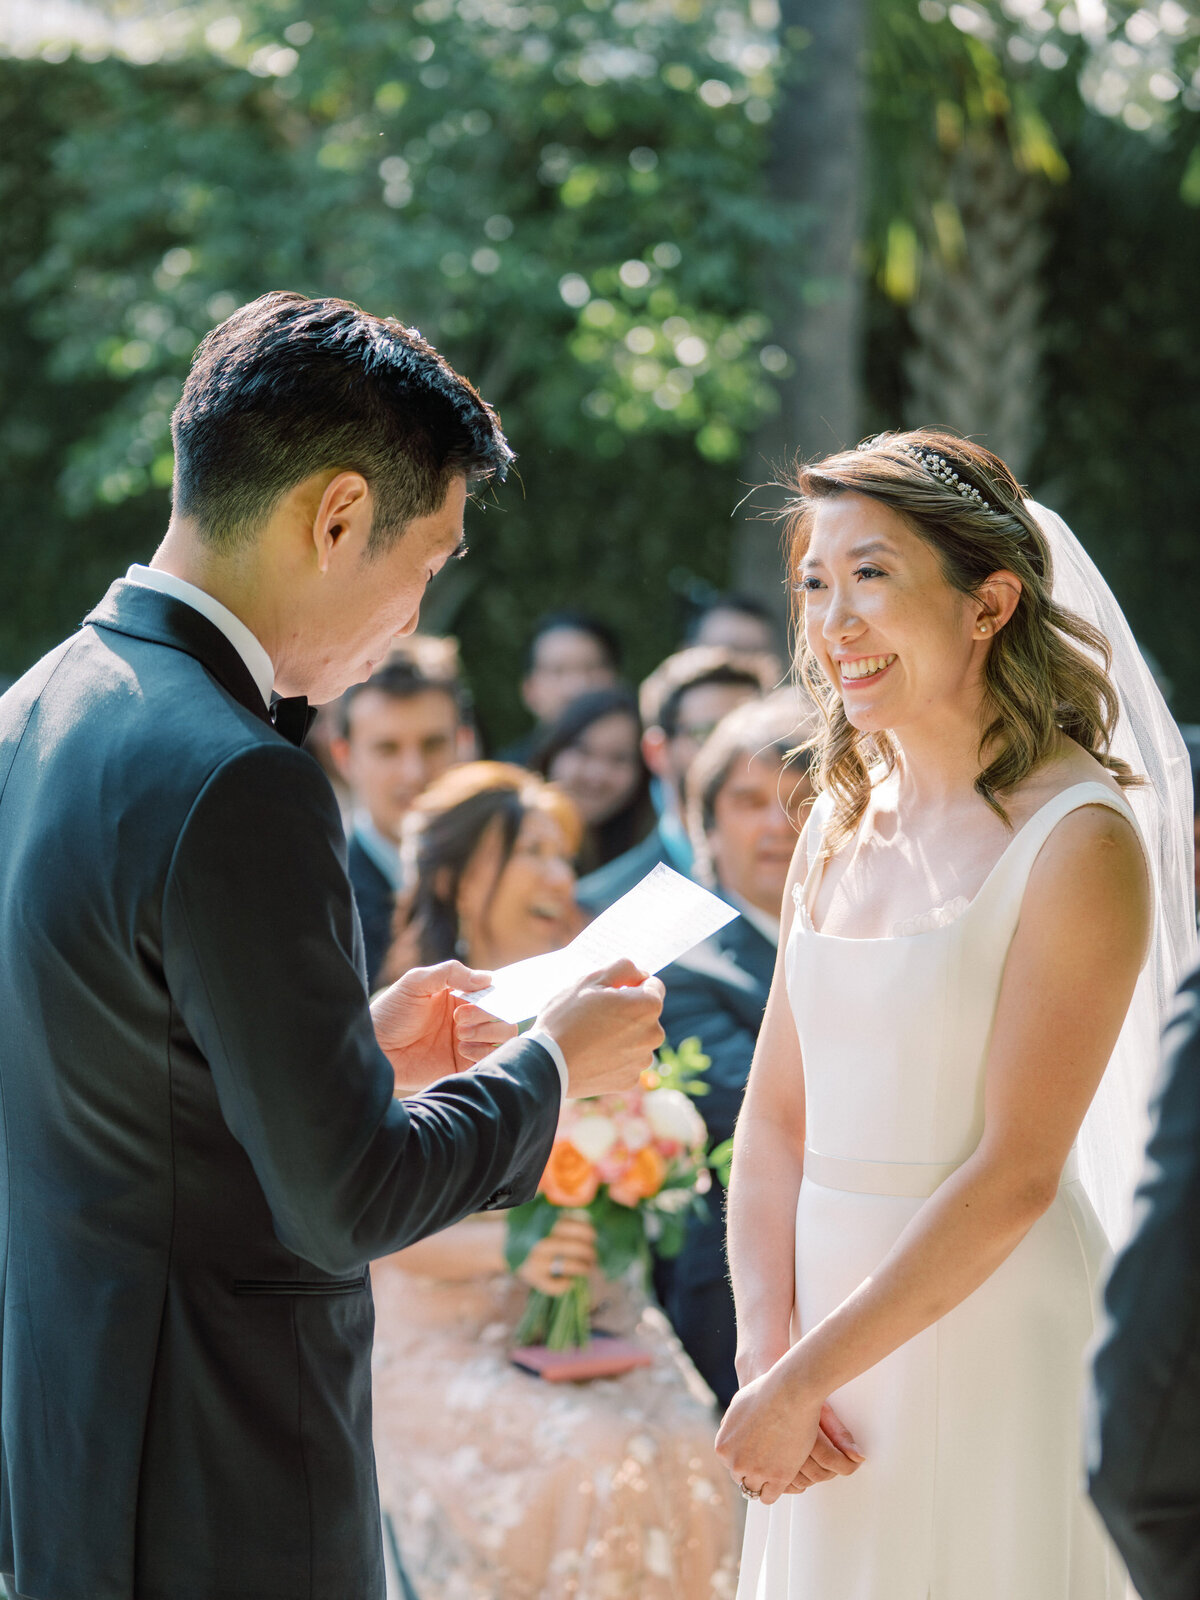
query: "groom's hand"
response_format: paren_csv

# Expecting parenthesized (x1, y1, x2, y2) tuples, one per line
(371, 962, 517, 1093)
(535, 959, 665, 1098)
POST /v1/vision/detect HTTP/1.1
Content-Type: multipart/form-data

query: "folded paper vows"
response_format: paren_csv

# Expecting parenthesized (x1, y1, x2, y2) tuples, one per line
(466, 863, 739, 1025)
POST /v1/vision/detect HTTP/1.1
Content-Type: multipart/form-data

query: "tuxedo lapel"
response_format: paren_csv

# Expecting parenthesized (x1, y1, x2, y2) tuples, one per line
(84, 580, 272, 729)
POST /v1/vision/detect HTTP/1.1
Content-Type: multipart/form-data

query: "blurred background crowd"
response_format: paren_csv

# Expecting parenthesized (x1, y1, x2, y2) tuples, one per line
(2, 0, 1199, 1595)
(328, 607, 807, 1599)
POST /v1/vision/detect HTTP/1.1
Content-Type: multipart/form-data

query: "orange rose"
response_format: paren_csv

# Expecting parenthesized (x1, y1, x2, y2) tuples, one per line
(607, 1145, 667, 1207)
(540, 1139, 600, 1207)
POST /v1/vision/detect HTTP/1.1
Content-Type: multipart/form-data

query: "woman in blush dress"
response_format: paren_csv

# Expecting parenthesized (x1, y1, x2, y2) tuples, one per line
(371, 762, 742, 1600)
(715, 430, 1193, 1600)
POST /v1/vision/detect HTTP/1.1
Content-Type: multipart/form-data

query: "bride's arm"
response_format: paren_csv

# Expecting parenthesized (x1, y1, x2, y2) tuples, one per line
(717, 804, 1150, 1500)
(726, 824, 812, 1380)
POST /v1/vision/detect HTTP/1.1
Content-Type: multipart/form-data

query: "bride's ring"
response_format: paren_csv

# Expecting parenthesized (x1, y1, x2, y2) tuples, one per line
(549, 1257, 565, 1279)
(740, 1478, 762, 1501)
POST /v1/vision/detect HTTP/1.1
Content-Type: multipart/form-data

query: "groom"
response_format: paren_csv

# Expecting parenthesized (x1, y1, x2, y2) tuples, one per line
(0, 293, 664, 1600)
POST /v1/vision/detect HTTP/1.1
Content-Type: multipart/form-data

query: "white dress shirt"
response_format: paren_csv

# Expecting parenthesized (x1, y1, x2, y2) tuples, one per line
(524, 1027, 569, 1099)
(124, 564, 571, 1099)
(125, 564, 275, 707)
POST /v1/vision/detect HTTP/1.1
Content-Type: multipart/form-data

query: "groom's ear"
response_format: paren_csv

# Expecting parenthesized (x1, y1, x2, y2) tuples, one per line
(312, 471, 373, 572)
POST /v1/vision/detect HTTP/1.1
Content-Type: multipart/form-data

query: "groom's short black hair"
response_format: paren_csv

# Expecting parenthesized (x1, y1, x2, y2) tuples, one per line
(170, 291, 513, 552)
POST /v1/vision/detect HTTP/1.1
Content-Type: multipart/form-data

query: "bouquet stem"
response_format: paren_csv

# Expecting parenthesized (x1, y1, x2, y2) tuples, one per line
(514, 1275, 591, 1350)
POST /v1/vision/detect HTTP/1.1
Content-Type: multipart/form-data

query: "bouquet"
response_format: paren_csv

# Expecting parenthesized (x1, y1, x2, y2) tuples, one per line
(506, 1038, 714, 1351)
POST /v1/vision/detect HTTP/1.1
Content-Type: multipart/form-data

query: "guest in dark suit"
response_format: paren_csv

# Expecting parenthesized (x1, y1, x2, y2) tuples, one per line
(331, 638, 474, 989)
(1088, 958, 1200, 1600)
(656, 694, 814, 1407)
(0, 292, 664, 1600)
(575, 646, 775, 913)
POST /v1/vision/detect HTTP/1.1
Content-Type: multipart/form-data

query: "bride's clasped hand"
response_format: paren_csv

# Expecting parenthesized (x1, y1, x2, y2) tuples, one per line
(716, 1358, 864, 1504)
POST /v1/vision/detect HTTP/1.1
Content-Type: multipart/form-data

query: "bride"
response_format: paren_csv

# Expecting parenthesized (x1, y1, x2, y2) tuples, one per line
(716, 429, 1194, 1599)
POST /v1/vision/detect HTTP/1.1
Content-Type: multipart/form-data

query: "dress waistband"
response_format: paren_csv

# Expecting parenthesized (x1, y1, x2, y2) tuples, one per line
(803, 1147, 1081, 1199)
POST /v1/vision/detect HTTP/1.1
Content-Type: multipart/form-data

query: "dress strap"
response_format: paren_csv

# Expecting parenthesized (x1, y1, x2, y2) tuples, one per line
(983, 781, 1144, 907)
(800, 791, 835, 920)
(804, 790, 832, 871)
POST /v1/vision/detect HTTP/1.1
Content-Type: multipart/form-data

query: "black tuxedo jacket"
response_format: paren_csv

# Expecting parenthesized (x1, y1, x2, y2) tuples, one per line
(346, 832, 398, 993)
(0, 581, 561, 1600)
(656, 909, 775, 1407)
(1088, 959, 1200, 1600)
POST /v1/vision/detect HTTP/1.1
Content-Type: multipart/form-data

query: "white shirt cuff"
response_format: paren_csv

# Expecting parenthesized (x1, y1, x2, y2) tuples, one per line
(524, 1026, 569, 1101)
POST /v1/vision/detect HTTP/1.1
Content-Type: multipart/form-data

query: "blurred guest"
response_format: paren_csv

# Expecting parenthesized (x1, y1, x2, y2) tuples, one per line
(1088, 957, 1200, 1600)
(529, 686, 655, 875)
(304, 699, 354, 826)
(576, 646, 773, 913)
(332, 637, 472, 989)
(372, 762, 742, 1600)
(685, 590, 784, 679)
(500, 609, 621, 765)
(655, 695, 814, 1407)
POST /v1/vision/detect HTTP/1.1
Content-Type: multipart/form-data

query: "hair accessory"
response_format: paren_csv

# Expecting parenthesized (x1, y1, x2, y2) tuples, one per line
(898, 444, 996, 514)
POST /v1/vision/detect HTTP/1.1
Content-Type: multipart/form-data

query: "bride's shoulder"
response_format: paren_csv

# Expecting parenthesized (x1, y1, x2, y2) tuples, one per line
(1005, 738, 1130, 827)
(1011, 745, 1147, 918)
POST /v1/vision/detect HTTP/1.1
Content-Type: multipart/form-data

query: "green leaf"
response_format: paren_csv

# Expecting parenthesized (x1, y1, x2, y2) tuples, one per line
(504, 1195, 557, 1271)
(708, 1138, 734, 1189)
(653, 1035, 712, 1097)
(590, 1193, 650, 1279)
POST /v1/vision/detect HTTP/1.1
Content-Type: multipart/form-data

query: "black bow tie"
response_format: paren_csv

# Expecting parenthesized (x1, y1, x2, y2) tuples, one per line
(269, 695, 318, 747)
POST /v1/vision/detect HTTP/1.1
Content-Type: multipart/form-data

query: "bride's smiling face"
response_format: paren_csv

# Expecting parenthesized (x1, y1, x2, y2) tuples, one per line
(798, 492, 1018, 735)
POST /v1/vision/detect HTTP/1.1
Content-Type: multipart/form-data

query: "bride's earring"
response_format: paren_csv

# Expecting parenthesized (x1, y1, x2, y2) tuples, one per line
(977, 621, 991, 636)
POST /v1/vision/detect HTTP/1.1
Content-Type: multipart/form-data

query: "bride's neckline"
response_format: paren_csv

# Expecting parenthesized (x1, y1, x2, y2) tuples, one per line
(794, 779, 1133, 946)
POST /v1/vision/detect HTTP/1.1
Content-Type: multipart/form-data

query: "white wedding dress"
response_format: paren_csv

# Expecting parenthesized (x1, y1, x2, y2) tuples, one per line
(737, 781, 1135, 1600)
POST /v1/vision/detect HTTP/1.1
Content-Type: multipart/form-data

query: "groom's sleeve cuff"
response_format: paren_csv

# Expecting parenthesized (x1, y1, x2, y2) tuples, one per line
(524, 1026, 569, 1101)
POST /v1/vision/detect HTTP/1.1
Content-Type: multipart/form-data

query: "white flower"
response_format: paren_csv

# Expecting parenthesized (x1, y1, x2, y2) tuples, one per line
(568, 1113, 619, 1163)
(617, 1114, 652, 1151)
(643, 1088, 706, 1148)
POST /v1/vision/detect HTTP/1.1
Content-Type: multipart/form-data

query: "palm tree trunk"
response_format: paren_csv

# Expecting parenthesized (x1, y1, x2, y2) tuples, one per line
(734, 0, 866, 606)
(905, 129, 1048, 483)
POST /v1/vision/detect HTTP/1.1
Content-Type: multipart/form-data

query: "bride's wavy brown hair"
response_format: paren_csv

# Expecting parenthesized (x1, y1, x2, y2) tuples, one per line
(786, 428, 1140, 853)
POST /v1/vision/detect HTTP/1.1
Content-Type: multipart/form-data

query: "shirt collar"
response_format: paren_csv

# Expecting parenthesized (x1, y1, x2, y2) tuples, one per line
(656, 803, 694, 877)
(125, 564, 275, 707)
(352, 810, 403, 890)
(726, 889, 780, 948)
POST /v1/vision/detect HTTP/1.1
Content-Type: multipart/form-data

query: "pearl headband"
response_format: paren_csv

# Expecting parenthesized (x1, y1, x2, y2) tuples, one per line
(897, 443, 996, 514)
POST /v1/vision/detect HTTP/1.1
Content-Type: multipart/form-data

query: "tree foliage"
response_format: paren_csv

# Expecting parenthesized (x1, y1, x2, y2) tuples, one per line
(860, 0, 1200, 713)
(2, 0, 1198, 725)
(0, 0, 794, 735)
